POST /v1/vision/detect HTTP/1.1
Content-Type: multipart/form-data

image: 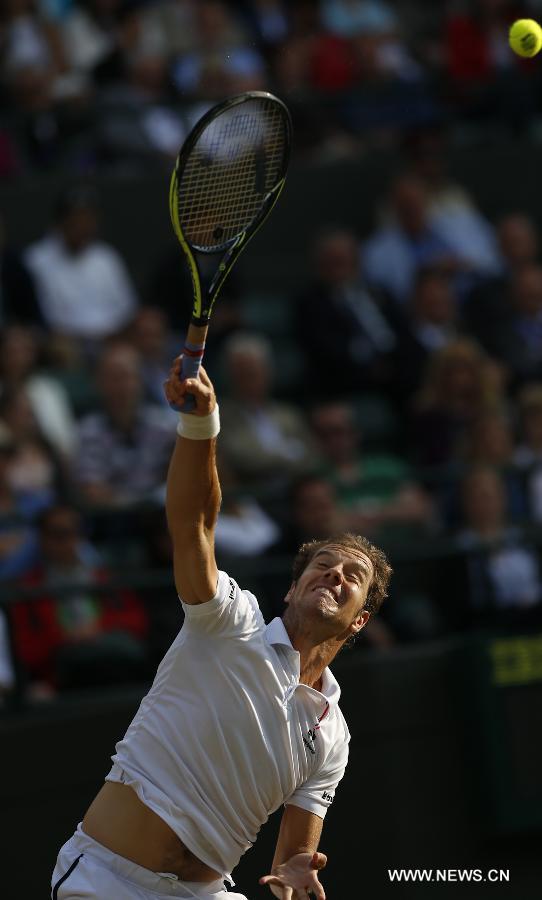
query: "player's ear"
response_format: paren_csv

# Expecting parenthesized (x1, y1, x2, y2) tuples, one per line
(284, 582, 296, 606)
(351, 609, 370, 634)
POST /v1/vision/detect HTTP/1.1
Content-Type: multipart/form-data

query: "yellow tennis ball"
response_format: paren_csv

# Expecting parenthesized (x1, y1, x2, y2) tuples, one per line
(509, 19, 542, 58)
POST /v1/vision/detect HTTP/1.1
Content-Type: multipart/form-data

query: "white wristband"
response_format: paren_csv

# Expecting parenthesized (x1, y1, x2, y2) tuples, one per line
(176, 404, 220, 440)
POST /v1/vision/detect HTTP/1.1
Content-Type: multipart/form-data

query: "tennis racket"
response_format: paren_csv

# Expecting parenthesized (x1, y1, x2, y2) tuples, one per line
(169, 90, 292, 411)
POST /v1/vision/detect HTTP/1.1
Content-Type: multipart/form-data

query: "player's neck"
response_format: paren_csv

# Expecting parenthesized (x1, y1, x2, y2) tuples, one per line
(286, 627, 343, 690)
(299, 641, 340, 691)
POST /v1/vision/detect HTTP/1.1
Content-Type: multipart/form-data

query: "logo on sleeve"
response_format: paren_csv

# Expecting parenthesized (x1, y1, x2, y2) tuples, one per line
(322, 791, 333, 803)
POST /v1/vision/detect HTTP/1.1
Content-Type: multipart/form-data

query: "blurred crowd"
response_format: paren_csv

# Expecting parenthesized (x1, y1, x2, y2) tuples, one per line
(3, 0, 542, 176)
(2, 1, 542, 706)
(2, 160, 542, 702)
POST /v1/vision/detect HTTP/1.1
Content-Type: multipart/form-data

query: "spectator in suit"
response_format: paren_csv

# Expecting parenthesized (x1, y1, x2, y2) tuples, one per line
(470, 262, 542, 387)
(393, 267, 460, 402)
(10, 503, 149, 696)
(466, 212, 540, 345)
(219, 332, 317, 493)
(456, 465, 542, 631)
(295, 228, 398, 396)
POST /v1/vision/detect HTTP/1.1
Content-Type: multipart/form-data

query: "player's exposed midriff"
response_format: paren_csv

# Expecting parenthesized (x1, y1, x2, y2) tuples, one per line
(82, 781, 222, 882)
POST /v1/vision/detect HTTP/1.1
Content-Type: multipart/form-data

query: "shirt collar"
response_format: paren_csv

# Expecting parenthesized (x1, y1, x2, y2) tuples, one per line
(264, 616, 341, 708)
(265, 615, 294, 648)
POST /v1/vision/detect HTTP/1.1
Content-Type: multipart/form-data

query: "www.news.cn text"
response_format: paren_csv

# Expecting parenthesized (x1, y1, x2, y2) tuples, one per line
(388, 869, 510, 883)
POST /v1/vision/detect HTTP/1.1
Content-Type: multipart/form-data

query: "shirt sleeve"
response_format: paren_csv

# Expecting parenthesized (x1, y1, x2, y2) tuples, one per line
(286, 717, 350, 819)
(180, 570, 266, 641)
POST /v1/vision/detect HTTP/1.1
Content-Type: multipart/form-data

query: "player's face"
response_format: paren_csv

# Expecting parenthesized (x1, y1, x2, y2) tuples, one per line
(285, 544, 373, 639)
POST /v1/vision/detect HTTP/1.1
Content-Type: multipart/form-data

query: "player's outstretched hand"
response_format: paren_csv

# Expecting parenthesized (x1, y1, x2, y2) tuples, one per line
(259, 851, 327, 900)
(163, 356, 216, 416)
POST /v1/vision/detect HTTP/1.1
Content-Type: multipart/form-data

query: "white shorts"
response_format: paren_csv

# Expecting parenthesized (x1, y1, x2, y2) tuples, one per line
(51, 825, 249, 900)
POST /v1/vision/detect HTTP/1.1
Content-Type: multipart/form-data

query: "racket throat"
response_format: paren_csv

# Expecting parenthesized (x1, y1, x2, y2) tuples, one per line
(185, 322, 209, 352)
(191, 311, 213, 327)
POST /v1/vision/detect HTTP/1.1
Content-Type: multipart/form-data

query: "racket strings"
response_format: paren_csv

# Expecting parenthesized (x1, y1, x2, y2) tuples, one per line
(180, 122, 283, 243)
(176, 100, 287, 250)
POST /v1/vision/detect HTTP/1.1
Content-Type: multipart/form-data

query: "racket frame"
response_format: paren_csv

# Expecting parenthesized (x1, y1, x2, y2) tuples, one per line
(168, 91, 292, 411)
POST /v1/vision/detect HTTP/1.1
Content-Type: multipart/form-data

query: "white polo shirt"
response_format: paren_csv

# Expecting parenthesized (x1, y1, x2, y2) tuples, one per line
(25, 234, 137, 339)
(107, 571, 350, 882)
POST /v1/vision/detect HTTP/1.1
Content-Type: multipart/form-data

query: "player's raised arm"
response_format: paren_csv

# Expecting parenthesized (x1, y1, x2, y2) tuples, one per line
(164, 356, 221, 604)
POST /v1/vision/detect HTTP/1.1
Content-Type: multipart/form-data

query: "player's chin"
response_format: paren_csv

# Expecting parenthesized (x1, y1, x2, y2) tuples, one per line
(312, 599, 339, 620)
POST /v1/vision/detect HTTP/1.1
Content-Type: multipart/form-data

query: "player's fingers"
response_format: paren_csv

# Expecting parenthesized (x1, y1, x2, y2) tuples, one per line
(198, 365, 211, 387)
(163, 380, 186, 402)
(259, 875, 287, 889)
(183, 377, 210, 399)
(166, 395, 185, 410)
(170, 356, 182, 377)
(311, 852, 327, 870)
(183, 380, 215, 415)
(163, 382, 176, 402)
(308, 883, 326, 900)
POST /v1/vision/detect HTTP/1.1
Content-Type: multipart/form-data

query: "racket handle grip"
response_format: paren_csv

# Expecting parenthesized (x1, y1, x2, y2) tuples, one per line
(170, 339, 205, 413)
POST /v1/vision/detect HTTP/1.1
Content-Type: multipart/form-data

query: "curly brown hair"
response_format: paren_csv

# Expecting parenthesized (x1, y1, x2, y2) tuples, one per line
(291, 532, 392, 615)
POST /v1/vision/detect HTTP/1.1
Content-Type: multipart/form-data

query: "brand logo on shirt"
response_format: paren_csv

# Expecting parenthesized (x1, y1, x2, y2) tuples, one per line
(303, 727, 317, 755)
(322, 791, 333, 803)
(228, 579, 236, 601)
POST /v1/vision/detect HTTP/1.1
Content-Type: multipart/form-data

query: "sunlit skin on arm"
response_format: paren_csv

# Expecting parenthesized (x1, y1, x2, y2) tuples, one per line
(260, 806, 327, 900)
(163, 357, 220, 605)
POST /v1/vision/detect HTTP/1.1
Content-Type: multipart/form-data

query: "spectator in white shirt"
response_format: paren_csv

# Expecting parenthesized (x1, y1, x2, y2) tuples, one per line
(24, 184, 138, 342)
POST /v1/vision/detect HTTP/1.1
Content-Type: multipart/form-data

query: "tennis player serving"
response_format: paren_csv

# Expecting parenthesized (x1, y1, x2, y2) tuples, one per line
(51, 360, 392, 900)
